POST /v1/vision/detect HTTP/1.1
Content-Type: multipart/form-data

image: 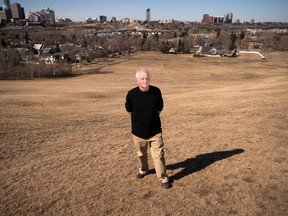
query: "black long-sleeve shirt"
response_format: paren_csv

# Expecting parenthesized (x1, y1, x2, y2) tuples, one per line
(125, 85, 163, 138)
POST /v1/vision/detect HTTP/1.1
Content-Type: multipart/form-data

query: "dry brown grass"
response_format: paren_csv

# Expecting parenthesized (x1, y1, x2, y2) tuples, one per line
(1, 51, 288, 216)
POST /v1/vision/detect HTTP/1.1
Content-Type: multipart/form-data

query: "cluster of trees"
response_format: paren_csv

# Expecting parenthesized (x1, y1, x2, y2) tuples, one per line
(1, 21, 287, 79)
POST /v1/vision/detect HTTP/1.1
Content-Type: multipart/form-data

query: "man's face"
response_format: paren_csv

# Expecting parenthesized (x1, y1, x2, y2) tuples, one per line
(137, 72, 150, 92)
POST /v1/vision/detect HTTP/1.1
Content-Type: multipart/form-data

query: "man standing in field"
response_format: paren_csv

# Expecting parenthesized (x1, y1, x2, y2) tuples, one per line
(125, 68, 172, 189)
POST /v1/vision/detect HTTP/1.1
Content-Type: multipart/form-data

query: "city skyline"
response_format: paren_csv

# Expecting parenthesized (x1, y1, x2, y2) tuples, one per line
(10, 0, 288, 23)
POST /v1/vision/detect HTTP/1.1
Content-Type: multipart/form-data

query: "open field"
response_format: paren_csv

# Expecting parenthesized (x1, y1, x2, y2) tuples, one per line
(1, 52, 288, 216)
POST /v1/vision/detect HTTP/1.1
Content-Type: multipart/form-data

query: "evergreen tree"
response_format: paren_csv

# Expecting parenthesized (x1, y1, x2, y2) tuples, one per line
(24, 31, 29, 44)
(141, 32, 147, 50)
(230, 32, 237, 50)
(240, 31, 245, 40)
(1, 38, 7, 48)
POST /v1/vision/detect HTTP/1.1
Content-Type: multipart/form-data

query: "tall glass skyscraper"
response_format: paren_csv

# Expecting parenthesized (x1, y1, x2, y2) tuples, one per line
(146, 8, 151, 22)
(3, 0, 11, 9)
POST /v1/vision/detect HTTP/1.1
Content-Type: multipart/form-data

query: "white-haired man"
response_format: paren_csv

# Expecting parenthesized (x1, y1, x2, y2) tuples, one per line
(125, 68, 172, 189)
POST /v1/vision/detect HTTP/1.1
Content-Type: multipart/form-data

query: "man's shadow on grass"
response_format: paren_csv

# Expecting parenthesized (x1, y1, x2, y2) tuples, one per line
(166, 148, 244, 182)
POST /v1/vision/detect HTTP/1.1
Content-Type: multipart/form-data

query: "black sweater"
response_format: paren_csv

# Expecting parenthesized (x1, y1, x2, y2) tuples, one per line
(125, 85, 163, 138)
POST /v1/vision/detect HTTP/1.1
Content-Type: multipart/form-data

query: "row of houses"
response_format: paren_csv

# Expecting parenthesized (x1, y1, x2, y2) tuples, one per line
(192, 37, 264, 58)
(20, 37, 264, 65)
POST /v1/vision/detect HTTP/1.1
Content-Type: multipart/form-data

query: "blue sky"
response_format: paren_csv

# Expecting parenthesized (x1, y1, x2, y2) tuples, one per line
(12, 0, 288, 22)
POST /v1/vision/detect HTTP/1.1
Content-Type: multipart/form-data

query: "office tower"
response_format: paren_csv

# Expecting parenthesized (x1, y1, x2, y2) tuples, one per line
(224, 12, 233, 23)
(99, 15, 107, 23)
(0, 8, 11, 21)
(10, 3, 25, 19)
(227, 13, 233, 23)
(3, 0, 10, 9)
(146, 8, 151, 22)
(202, 14, 209, 23)
(41, 7, 55, 22)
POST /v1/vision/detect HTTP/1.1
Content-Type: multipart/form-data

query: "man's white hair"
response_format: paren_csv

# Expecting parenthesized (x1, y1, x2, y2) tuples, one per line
(135, 68, 151, 80)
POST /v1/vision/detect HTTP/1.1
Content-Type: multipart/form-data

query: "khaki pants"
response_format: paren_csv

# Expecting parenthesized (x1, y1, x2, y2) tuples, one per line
(132, 133, 169, 183)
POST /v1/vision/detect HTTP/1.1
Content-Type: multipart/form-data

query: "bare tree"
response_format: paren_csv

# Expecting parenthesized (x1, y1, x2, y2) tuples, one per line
(259, 30, 276, 51)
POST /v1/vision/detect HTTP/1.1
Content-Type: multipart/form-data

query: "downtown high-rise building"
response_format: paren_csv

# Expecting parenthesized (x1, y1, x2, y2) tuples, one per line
(0, 0, 25, 22)
(146, 8, 151, 22)
(202, 12, 233, 24)
(2, 0, 10, 9)
(10, 3, 25, 19)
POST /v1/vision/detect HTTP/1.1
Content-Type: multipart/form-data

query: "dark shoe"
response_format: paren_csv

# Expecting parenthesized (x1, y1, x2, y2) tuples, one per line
(162, 182, 172, 189)
(136, 173, 147, 179)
